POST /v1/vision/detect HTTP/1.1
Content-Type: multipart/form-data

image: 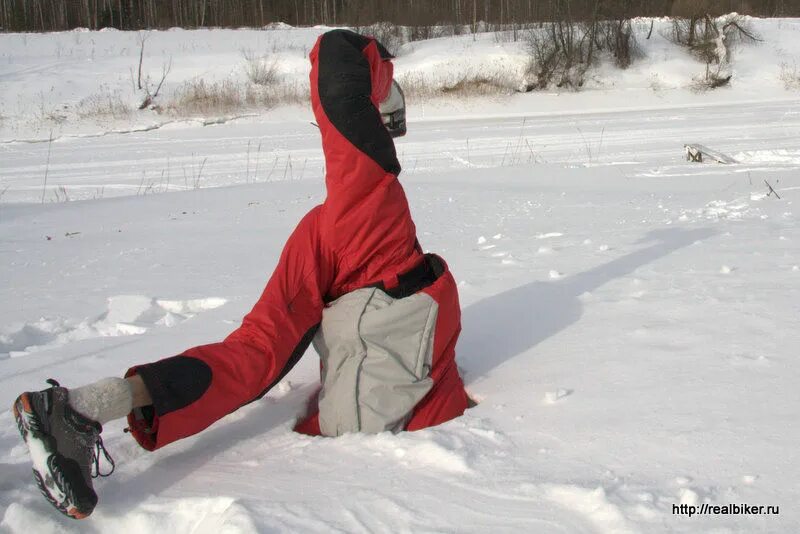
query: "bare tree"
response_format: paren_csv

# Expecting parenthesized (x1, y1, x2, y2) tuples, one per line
(2, 0, 799, 32)
(133, 32, 172, 109)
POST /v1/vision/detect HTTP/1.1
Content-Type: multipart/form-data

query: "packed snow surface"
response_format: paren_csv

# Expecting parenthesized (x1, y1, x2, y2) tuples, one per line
(1, 19, 800, 534)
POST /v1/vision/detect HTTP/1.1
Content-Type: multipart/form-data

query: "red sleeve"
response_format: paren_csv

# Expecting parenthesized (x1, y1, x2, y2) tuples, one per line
(309, 30, 421, 297)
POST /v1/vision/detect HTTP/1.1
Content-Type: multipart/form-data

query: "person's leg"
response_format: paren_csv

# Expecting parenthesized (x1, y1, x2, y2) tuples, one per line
(406, 256, 470, 431)
(127, 373, 152, 408)
(13, 206, 336, 519)
(295, 254, 470, 436)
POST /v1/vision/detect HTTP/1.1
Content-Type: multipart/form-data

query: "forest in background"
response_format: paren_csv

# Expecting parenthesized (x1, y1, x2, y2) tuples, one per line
(2, 0, 799, 33)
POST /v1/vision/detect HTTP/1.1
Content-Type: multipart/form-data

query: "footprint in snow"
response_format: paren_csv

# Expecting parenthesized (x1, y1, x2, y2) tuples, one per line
(729, 353, 769, 367)
(0, 295, 227, 359)
(543, 389, 573, 404)
(537, 232, 563, 239)
(677, 487, 704, 506)
(476, 236, 498, 250)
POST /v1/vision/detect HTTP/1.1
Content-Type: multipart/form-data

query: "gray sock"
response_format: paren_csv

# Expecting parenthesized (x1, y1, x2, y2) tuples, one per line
(68, 377, 133, 425)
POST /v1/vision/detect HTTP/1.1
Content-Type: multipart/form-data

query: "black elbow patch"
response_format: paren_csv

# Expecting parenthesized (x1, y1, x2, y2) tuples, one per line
(135, 356, 212, 416)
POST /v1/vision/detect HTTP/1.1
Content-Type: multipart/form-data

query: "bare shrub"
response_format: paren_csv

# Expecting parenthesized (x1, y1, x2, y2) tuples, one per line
(356, 22, 408, 56)
(522, 0, 643, 91)
(409, 25, 434, 42)
(671, 16, 717, 62)
(719, 16, 761, 48)
(690, 68, 732, 92)
(779, 62, 800, 90)
(408, 23, 469, 42)
(355, 22, 479, 55)
(599, 18, 641, 69)
(648, 73, 663, 92)
(671, 14, 760, 65)
(525, 22, 592, 90)
(133, 32, 172, 109)
(675, 15, 757, 61)
(671, 14, 760, 91)
(53, 185, 70, 203)
(242, 49, 279, 86)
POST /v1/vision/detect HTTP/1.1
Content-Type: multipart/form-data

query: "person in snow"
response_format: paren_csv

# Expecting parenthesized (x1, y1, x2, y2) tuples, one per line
(12, 29, 470, 519)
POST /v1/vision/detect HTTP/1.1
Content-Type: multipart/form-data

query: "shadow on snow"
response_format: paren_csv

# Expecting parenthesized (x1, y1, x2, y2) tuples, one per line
(458, 227, 715, 382)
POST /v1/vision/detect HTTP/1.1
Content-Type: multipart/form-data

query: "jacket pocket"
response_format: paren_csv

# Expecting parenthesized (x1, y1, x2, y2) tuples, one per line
(314, 287, 438, 436)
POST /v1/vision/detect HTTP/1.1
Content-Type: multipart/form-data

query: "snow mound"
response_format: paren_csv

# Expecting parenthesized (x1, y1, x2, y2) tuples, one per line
(546, 485, 635, 534)
(2, 496, 258, 534)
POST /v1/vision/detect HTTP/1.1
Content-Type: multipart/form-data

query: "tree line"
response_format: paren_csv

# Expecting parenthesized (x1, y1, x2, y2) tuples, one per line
(1, 0, 798, 33)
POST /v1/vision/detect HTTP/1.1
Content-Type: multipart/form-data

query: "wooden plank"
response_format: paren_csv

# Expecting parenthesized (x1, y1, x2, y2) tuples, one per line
(684, 144, 738, 164)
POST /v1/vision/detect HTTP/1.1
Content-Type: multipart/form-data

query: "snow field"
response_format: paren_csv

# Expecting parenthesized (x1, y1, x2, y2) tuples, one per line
(0, 20, 799, 534)
(1, 128, 798, 531)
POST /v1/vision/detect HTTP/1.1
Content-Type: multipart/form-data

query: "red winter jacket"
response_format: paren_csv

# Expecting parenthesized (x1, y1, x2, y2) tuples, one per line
(127, 30, 468, 450)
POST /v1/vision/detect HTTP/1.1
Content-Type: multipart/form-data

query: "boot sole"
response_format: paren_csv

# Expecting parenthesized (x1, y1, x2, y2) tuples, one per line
(13, 393, 93, 519)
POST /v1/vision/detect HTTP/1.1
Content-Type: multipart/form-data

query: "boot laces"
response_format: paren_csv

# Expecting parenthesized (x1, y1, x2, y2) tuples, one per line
(92, 435, 115, 478)
(45, 378, 116, 478)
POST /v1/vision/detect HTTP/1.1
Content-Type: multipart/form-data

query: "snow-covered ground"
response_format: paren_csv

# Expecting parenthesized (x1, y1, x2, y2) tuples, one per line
(1, 19, 800, 534)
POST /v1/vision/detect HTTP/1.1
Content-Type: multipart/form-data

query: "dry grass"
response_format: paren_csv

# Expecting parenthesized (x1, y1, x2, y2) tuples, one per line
(398, 70, 519, 100)
(168, 80, 243, 116)
(77, 91, 133, 120)
(780, 62, 800, 90)
(166, 53, 308, 117)
(167, 79, 308, 117)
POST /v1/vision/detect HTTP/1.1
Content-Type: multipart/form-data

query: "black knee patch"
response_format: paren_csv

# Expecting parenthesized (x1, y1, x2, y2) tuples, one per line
(135, 356, 212, 417)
